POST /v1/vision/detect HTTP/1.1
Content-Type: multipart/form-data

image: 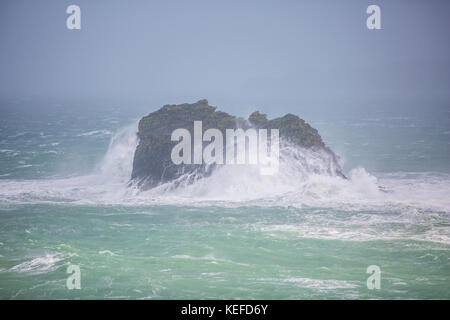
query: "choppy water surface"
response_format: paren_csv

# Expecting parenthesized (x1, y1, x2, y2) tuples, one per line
(0, 103, 449, 299)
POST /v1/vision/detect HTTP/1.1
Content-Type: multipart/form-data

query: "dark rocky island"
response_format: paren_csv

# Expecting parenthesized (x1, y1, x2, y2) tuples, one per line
(131, 99, 344, 190)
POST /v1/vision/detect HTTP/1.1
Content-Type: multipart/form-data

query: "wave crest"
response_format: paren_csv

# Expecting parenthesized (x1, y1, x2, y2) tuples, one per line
(0, 123, 448, 215)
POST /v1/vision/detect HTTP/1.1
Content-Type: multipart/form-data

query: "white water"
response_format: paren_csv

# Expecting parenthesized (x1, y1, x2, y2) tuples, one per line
(0, 122, 449, 213)
(0, 122, 449, 249)
(9, 253, 64, 275)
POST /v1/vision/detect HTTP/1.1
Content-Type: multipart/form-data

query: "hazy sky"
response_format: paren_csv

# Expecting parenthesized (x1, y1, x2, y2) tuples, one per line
(1, 0, 449, 116)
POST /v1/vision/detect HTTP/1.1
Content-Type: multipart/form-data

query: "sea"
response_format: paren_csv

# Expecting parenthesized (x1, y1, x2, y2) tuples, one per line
(0, 99, 449, 299)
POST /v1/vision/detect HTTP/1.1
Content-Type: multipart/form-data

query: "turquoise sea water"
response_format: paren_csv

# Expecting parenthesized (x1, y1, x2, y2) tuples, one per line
(0, 101, 449, 299)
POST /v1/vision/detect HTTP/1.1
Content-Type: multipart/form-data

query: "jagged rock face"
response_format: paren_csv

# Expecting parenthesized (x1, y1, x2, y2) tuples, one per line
(248, 111, 325, 148)
(131, 99, 343, 190)
(131, 99, 242, 189)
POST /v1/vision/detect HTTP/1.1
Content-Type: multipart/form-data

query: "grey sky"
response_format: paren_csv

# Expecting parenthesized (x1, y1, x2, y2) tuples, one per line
(1, 0, 449, 117)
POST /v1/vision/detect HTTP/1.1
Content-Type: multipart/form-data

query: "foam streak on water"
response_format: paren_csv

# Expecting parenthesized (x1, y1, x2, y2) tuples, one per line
(0, 121, 449, 299)
(0, 122, 449, 242)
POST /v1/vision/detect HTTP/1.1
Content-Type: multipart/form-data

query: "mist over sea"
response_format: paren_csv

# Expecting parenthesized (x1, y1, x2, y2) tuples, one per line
(0, 100, 449, 299)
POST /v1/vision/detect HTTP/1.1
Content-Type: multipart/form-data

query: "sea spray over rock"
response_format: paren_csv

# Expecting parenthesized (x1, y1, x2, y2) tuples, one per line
(1, 102, 450, 300)
(0, 114, 449, 216)
(131, 100, 345, 190)
(144, 140, 353, 202)
(98, 121, 139, 183)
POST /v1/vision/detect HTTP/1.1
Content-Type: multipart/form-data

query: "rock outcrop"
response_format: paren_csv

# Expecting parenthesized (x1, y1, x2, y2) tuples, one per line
(131, 99, 344, 190)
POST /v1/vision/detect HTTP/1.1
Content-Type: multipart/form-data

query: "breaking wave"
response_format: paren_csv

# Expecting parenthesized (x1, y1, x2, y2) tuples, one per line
(0, 122, 449, 214)
(9, 253, 64, 275)
(0, 123, 449, 245)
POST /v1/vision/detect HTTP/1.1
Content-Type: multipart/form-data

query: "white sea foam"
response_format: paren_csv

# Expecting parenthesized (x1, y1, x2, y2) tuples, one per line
(9, 253, 63, 274)
(1, 122, 450, 244)
(0, 122, 449, 211)
(172, 254, 250, 266)
(17, 164, 33, 168)
(76, 130, 112, 137)
(99, 250, 118, 256)
(258, 277, 359, 290)
(39, 142, 60, 147)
